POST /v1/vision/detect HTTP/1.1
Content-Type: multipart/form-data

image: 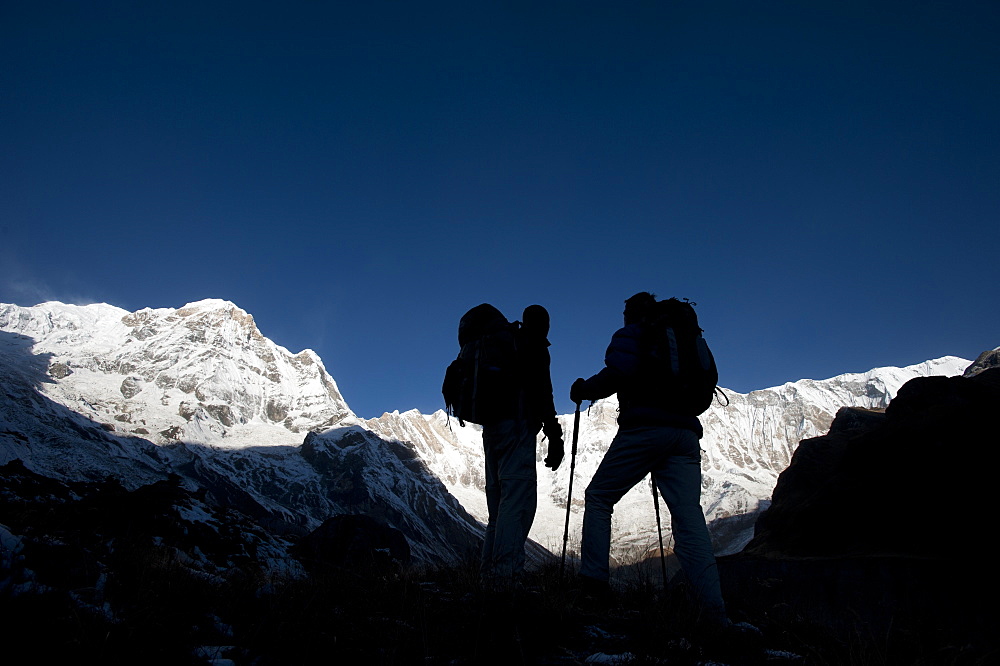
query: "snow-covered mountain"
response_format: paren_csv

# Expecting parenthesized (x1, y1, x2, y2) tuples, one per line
(0, 300, 483, 563)
(0, 299, 974, 567)
(1, 299, 352, 447)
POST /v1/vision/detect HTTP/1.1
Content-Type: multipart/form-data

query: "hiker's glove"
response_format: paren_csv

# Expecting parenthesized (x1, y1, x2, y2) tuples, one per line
(570, 378, 588, 405)
(543, 421, 564, 470)
(542, 421, 565, 471)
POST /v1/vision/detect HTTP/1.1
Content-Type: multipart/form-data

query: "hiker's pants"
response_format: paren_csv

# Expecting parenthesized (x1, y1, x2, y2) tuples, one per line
(579, 425, 726, 618)
(481, 419, 538, 577)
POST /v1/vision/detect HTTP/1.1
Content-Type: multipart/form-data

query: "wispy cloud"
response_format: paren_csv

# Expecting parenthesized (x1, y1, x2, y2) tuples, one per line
(0, 251, 102, 307)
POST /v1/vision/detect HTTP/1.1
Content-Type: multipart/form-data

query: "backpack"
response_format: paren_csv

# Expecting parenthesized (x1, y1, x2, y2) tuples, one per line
(643, 298, 722, 416)
(442, 304, 521, 426)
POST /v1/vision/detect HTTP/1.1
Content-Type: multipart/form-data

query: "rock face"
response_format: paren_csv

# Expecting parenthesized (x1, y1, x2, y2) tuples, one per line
(745, 367, 1000, 558)
(964, 346, 1000, 378)
(722, 365, 1000, 663)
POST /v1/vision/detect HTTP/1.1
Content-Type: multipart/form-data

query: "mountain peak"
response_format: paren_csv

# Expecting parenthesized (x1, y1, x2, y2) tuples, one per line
(178, 298, 243, 312)
(2, 299, 355, 447)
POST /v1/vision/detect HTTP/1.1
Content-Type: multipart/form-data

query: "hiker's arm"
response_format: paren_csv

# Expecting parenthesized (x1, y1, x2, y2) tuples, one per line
(535, 345, 558, 422)
(572, 326, 640, 402)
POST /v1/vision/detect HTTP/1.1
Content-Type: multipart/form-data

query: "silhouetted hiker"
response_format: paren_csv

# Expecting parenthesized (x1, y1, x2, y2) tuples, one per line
(570, 292, 729, 625)
(443, 304, 564, 580)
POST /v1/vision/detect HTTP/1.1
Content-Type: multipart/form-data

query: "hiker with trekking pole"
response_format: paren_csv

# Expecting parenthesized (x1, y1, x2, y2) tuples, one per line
(567, 292, 731, 627)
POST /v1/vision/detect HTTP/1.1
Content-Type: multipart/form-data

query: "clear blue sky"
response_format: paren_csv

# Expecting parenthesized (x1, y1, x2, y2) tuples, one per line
(2, 1, 997, 418)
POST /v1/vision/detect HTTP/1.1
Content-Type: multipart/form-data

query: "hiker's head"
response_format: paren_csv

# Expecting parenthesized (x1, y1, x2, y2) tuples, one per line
(522, 304, 550, 339)
(623, 292, 656, 325)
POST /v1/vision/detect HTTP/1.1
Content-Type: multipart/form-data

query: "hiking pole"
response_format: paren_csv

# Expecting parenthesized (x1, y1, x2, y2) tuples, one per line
(650, 476, 668, 588)
(560, 402, 581, 579)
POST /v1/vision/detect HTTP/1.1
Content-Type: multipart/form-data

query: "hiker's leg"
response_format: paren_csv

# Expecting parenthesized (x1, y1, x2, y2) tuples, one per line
(654, 428, 727, 623)
(491, 420, 538, 576)
(480, 423, 503, 576)
(579, 427, 656, 581)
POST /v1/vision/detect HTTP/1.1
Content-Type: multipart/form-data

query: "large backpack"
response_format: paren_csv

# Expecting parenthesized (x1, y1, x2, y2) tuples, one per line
(442, 304, 521, 426)
(643, 298, 721, 416)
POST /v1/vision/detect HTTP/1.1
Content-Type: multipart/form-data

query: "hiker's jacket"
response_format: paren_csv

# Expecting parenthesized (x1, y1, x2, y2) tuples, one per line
(575, 323, 703, 437)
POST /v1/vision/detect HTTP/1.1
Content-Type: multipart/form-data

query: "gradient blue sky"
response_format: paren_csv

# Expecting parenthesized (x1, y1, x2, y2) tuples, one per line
(2, 1, 997, 418)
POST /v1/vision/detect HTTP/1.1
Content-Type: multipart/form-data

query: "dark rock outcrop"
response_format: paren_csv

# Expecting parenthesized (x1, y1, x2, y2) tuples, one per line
(747, 366, 1000, 558)
(723, 364, 1000, 662)
(963, 347, 1000, 378)
(292, 514, 411, 576)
